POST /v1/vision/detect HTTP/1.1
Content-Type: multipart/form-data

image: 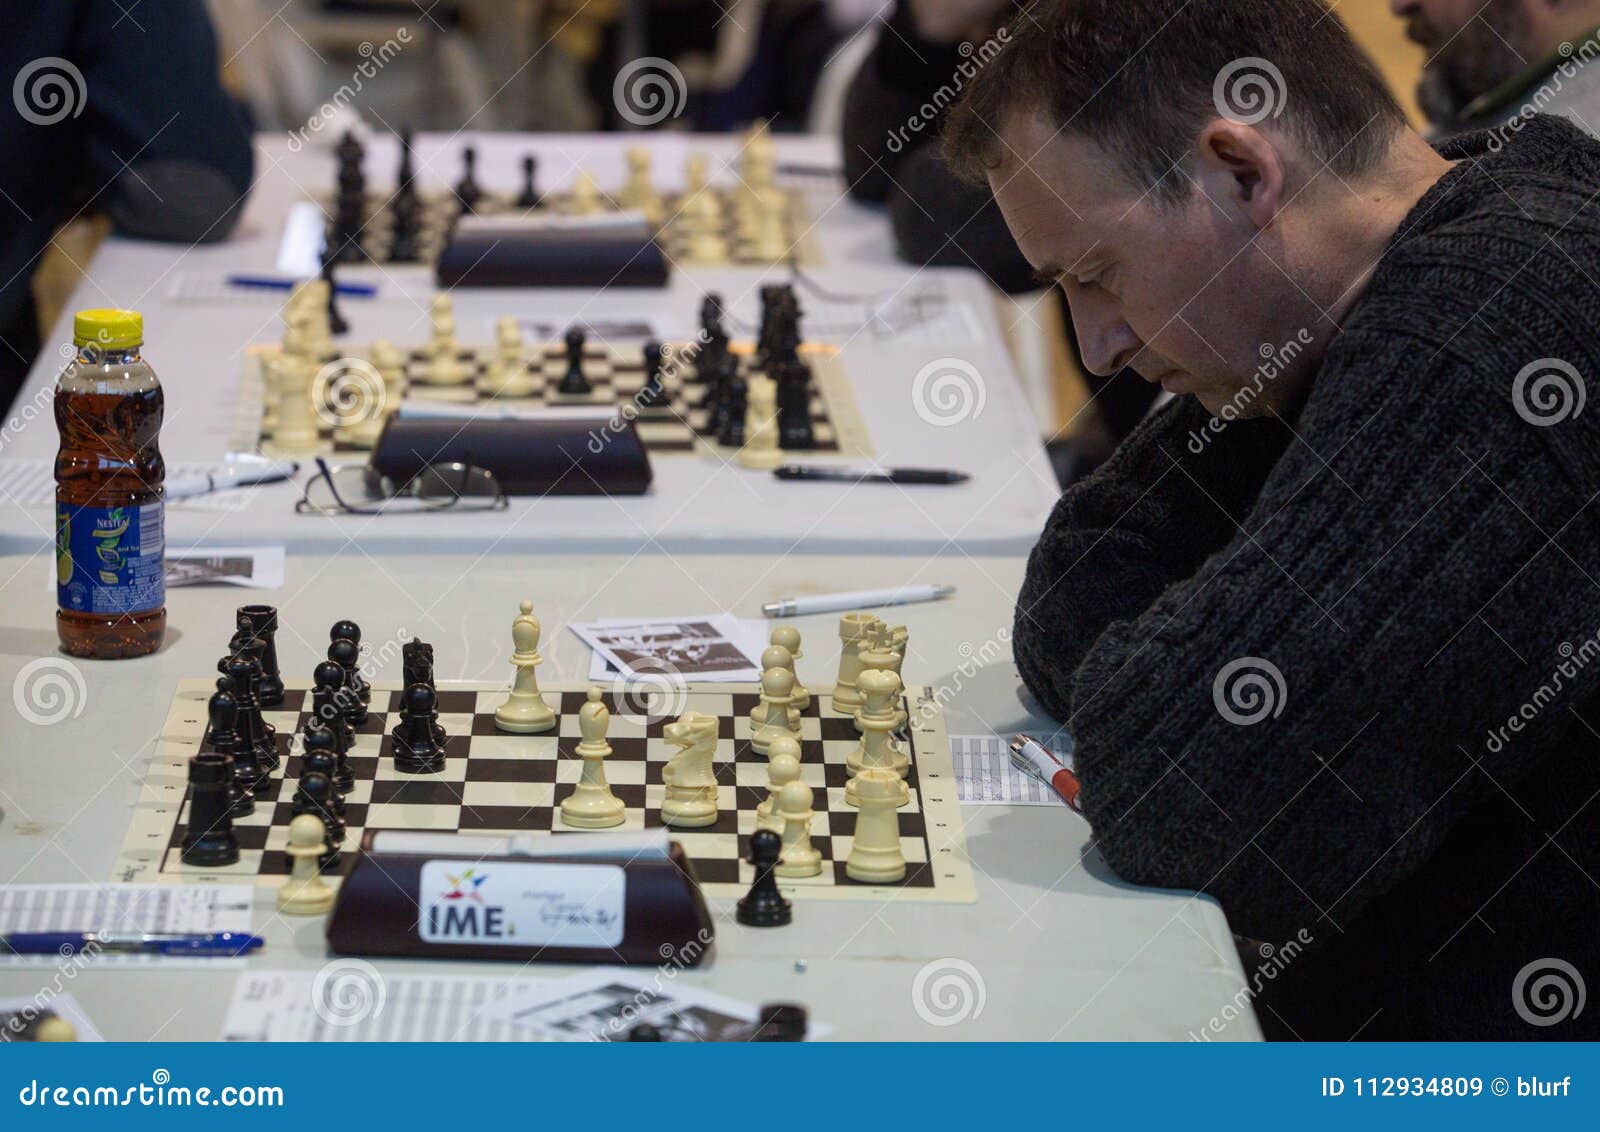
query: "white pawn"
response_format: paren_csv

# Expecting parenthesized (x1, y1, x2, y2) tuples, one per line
(750, 665, 797, 756)
(770, 625, 809, 711)
(277, 813, 335, 915)
(494, 600, 556, 733)
(617, 146, 662, 224)
(845, 768, 908, 884)
(561, 686, 626, 828)
(661, 710, 719, 828)
(752, 644, 801, 730)
(269, 355, 320, 455)
(569, 169, 603, 215)
(425, 292, 457, 361)
(484, 316, 534, 397)
(756, 739, 801, 834)
(738, 375, 782, 470)
(371, 338, 408, 403)
(773, 779, 821, 878)
(304, 280, 334, 356)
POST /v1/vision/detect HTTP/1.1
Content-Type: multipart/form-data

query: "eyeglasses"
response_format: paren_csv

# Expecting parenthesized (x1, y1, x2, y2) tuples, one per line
(295, 458, 509, 515)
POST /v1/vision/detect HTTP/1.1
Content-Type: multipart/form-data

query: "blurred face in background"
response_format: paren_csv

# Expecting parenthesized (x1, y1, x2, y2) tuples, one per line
(1391, 0, 1534, 125)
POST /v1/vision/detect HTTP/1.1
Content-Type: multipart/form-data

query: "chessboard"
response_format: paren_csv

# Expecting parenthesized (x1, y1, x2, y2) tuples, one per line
(237, 338, 873, 459)
(318, 187, 820, 270)
(113, 680, 977, 904)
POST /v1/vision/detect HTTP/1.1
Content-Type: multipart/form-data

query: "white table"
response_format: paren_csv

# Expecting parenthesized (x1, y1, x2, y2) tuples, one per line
(0, 551, 1257, 1041)
(0, 134, 1059, 552)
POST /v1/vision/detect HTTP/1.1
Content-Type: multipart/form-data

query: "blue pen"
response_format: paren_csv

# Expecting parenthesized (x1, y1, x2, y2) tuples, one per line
(1, 932, 263, 957)
(227, 274, 377, 298)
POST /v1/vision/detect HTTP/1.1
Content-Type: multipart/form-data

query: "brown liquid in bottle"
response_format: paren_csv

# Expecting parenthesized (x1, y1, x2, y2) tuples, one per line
(56, 374, 166, 658)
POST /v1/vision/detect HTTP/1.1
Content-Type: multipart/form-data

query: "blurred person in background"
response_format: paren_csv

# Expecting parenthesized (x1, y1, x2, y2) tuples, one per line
(841, 0, 1159, 483)
(0, 0, 253, 412)
(1392, 0, 1600, 134)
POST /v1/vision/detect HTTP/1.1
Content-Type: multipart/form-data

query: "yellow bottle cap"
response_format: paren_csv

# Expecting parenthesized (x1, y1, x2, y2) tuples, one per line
(73, 309, 143, 350)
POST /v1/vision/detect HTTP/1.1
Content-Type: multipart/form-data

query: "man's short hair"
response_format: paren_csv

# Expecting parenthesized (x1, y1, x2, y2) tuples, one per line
(942, 0, 1407, 202)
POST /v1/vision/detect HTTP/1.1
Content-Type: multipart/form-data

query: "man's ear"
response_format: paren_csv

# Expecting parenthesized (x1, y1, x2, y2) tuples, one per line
(1193, 120, 1286, 229)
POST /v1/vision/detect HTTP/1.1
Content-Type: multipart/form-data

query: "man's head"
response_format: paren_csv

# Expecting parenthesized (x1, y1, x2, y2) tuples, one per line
(1392, 1, 1600, 127)
(943, 0, 1435, 418)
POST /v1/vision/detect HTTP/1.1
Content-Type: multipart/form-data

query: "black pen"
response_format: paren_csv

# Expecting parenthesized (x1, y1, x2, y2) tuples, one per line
(775, 465, 970, 486)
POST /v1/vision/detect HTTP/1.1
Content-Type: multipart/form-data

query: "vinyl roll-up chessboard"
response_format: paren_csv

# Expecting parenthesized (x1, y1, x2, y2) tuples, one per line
(114, 680, 976, 904)
(234, 340, 873, 461)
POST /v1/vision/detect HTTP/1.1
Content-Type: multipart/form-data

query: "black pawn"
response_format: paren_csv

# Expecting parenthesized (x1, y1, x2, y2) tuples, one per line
(181, 753, 241, 867)
(299, 742, 347, 822)
(736, 829, 790, 927)
(237, 605, 283, 707)
(716, 370, 748, 448)
(775, 362, 813, 449)
(291, 770, 344, 870)
(516, 154, 542, 208)
(330, 620, 370, 707)
(637, 341, 668, 410)
(207, 677, 254, 819)
(324, 644, 365, 732)
(320, 248, 350, 336)
(454, 145, 483, 214)
(305, 716, 354, 795)
(627, 1023, 664, 1042)
(558, 326, 591, 395)
(392, 682, 445, 774)
(311, 659, 356, 749)
(751, 1003, 808, 1042)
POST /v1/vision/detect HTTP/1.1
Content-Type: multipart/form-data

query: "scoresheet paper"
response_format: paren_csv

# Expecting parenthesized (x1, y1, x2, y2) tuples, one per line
(489, 968, 832, 1042)
(0, 884, 254, 968)
(221, 971, 553, 1042)
(949, 734, 1075, 807)
(570, 614, 763, 682)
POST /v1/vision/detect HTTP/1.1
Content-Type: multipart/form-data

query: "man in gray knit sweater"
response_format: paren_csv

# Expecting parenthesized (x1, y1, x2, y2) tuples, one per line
(946, 0, 1600, 1039)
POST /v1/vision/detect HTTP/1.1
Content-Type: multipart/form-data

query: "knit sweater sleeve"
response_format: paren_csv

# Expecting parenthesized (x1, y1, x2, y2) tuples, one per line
(1068, 227, 1600, 943)
(1012, 395, 1291, 720)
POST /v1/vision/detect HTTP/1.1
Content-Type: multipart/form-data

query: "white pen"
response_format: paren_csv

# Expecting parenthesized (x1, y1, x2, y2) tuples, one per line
(165, 457, 298, 500)
(762, 584, 955, 619)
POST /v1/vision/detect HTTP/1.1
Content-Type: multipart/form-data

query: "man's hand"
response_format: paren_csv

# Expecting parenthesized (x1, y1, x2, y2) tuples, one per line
(907, 0, 1012, 44)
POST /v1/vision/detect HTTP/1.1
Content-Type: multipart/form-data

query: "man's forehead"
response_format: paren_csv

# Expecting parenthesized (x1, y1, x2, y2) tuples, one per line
(985, 114, 1137, 264)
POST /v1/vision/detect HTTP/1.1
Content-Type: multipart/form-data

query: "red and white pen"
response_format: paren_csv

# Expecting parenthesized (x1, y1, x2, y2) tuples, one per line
(1008, 734, 1083, 812)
